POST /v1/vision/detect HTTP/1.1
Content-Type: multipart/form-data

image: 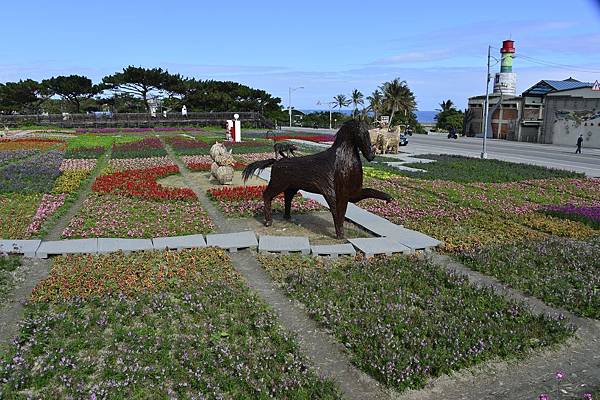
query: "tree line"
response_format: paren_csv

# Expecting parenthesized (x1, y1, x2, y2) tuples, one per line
(0, 66, 283, 116)
(327, 78, 423, 132)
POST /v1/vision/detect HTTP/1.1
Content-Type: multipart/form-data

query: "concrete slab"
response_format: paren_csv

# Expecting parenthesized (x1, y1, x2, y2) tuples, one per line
(258, 235, 310, 255)
(385, 163, 427, 173)
(0, 240, 42, 257)
(311, 243, 356, 258)
(206, 231, 258, 252)
(348, 237, 411, 258)
(153, 234, 206, 251)
(97, 238, 153, 254)
(36, 239, 98, 258)
(382, 226, 442, 250)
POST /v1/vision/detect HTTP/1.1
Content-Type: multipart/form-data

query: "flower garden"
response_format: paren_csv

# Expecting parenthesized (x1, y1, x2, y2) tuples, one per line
(0, 249, 341, 398)
(1, 133, 599, 398)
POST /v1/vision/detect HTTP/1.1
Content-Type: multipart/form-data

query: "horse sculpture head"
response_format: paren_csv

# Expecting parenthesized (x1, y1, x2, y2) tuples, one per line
(338, 119, 375, 161)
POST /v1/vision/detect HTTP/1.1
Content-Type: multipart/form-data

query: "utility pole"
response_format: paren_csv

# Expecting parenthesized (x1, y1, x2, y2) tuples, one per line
(289, 86, 304, 128)
(481, 45, 491, 159)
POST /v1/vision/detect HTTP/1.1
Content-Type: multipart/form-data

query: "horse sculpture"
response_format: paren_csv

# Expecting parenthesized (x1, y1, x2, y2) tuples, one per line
(242, 119, 392, 238)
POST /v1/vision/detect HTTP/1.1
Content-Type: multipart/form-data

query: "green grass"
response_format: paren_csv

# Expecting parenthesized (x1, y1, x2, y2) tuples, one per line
(0, 256, 20, 305)
(458, 237, 600, 319)
(0, 193, 42, 239)
(0, 249, 341, 399)
(396, 154, 582, 183)
(259, 254, 574, 392)
(66, 135, 139, 149)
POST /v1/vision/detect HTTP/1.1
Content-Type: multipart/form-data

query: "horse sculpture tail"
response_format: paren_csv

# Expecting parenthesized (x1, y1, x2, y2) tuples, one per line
(242, 158, 277, 182)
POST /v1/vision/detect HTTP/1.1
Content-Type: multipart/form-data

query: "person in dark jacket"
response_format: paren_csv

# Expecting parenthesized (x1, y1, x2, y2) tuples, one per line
(576, 134, 583, 154)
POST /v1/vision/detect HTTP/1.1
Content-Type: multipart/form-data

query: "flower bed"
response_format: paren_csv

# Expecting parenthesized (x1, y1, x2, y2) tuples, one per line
(543, 204, 600, 229)
(458, 237, 600, 319)
(92, 166, 196, 201)
(32, 248, 234, 301)
(0, 149, 38, 166)
(207, 185, 323, 217)
(0, 193, 42, 239)
(75, 127, 201, 134)
(259, 254, 574, 392)
(0, 138, 66, 151)
(59, 158, 97, 172)
(52, 170, 90, 194)
(107, 156, 175, 171)
(111, 137, 167, 158)
(164, 136, 209, 155)
(235, 152, 276, 163)
(271, 135, 333, 142)
(62, 194, 214, 238)
(25, 193, 66, 236)
(0, 150, 63, 193)
(64, 146, 104, 159)
(0, 249, 340, 399)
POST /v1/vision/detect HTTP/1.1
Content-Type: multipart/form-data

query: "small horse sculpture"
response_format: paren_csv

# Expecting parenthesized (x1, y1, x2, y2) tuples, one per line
(243, 119, 391, 238)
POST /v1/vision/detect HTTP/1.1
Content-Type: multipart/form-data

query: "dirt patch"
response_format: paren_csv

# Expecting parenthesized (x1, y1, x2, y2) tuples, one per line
(158, 171, 265, 190)
(0, 257, 50, 348)
(234, 212, 371, 244)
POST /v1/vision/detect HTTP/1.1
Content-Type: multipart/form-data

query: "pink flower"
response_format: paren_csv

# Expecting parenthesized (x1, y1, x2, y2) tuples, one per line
(555, 369, 565, 381)
(539, 394, 550, 400)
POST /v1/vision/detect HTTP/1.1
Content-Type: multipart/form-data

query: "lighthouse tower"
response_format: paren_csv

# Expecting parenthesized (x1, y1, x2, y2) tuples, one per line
(493, 40, 516, 95)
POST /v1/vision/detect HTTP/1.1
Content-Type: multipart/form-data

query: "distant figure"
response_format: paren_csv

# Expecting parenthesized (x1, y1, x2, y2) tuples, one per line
(182, 105, 187, 116)
(576, 134, 583, 154)
(273, 142, 298, 159)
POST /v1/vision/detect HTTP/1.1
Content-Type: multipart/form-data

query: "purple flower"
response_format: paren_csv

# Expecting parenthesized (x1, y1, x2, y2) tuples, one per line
(583, 393, 592, 400)
(555, 369, 565, 381)
(539, 394, 550, 400)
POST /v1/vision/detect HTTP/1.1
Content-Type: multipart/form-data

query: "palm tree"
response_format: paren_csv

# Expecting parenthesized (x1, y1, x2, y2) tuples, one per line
(367, 89, 383, 122)
(350, 89, 364, 117)
(381, 78, 416, 127)
(439, 99, 455, 112)
(333, 94, 350, 115)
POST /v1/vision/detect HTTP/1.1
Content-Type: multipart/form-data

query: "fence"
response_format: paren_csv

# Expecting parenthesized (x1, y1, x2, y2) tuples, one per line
(0, 111, 271, 129)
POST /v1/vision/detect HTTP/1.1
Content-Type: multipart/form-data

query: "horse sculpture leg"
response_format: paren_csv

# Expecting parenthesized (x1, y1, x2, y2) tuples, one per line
(283, 188, 298, 220)
(349, 188, 392, 203)
(262, 184, 283, 227)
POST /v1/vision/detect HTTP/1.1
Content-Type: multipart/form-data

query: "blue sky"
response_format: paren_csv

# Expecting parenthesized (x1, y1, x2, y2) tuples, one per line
(1, 0, 599, 110)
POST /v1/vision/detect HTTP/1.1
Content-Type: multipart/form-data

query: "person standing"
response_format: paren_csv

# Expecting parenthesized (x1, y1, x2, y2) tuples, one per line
(576, 134, 583, 154)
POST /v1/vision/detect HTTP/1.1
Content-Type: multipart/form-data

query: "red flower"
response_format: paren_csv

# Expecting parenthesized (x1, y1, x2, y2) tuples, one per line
(92, 165, 196, 201)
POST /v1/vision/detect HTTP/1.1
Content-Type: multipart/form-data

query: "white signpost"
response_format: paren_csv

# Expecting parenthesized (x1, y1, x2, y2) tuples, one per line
(225, 114, 242, 142)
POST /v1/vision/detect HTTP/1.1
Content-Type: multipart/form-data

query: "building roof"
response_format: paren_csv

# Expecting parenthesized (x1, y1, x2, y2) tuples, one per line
(523, 78, 592, 96)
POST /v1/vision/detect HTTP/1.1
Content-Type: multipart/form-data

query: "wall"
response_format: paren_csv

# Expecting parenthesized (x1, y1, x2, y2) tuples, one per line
(542, 88, 600, 149)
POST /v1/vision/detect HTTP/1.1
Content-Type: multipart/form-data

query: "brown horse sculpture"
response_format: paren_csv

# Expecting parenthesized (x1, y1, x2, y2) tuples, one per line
(242, 119, 391, 238)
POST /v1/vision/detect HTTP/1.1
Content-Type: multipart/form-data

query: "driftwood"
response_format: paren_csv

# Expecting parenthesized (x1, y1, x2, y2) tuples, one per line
(243, 120, 391, 238)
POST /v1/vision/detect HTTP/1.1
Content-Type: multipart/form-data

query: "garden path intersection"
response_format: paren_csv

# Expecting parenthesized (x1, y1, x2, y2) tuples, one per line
(0, 132, 598, 399)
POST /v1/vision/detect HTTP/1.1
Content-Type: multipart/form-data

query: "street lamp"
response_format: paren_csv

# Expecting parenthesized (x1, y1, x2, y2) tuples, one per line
(317, 100, 337, 130)
(481, 45, 500, 159)
(289, 86, 304, 128)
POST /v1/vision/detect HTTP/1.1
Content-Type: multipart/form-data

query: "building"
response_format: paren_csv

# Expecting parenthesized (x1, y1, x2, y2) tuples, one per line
(466, 39, 600, 148)
(517, 79, 599, 147)
(466, 94, 520, 139)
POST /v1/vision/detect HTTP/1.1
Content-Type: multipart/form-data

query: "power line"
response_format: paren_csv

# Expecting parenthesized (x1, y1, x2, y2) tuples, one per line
(490, 46, 600, 74)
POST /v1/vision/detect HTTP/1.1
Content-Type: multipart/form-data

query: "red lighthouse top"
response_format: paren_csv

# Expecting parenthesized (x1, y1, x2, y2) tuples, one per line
(501, 40, 515, 54)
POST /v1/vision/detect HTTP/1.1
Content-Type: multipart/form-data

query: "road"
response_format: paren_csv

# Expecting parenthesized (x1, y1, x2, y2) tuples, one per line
(281, 127, 600, 177)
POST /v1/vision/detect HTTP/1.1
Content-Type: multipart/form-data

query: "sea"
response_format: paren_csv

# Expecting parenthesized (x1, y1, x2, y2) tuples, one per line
(300, 109, 437, 123)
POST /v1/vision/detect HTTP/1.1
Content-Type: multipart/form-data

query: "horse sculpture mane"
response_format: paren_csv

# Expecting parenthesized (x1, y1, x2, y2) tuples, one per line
(243, 119, 391, 238)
